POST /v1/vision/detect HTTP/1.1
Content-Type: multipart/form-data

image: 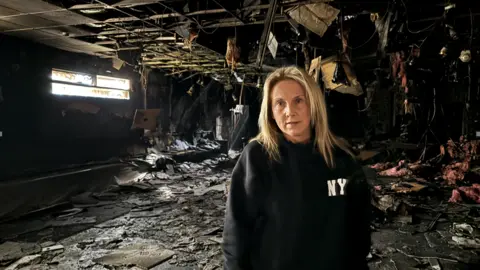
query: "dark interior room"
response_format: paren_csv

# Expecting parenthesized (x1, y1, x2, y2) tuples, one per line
(0, 0, 479, 269)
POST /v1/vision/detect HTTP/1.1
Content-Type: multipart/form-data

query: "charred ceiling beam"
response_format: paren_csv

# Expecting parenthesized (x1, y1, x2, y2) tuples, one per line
(143, 59, 225, 64)
(0, 0, 120, 55)
(116, 46, 140, 51)
(87, 18, 210, 68)
(166, 69, 191, 76)
(212, 0, 246, 25)
(0, 0, 323, 34)
(90, 0, 227, 73)
(152, 63, 223, 68)
(99, 24, 184, 61)
(91, 1, 200, 47)
(155, 1, 198, 25)
(67, 0, 328, 14)
(95, 35, 178, 45)
(256, 0, 278, 68)
(411, 12, 480, 23)
(203, 15, 288, 28)
(0, 1, 330, 21)
(147, 0, 329, 21)
(149, 9, 225, 20)
(69, 0, 168, 10)
(97, 27, 162, 36)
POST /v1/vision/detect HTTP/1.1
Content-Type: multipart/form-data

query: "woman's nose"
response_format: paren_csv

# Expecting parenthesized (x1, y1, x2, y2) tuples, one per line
(285, 103, 295, 116)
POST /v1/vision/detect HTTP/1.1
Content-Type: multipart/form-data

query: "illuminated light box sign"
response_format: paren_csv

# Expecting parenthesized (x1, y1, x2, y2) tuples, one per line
(52, 69, 94, 86)
(52, 83, 130, 100)
(97, 75, 131, 90)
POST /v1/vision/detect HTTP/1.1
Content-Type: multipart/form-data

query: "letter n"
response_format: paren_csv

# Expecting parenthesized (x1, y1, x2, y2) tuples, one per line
(327, 180, 337, 196)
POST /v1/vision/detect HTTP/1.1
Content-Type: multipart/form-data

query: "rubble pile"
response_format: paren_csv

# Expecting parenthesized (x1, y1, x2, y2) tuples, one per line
(369, 137, 480, 204)
(365, 137, 480, 268)
(0, 155, 232, 270)
(1, 140, 480, 269)
(168, 131, 221, 152)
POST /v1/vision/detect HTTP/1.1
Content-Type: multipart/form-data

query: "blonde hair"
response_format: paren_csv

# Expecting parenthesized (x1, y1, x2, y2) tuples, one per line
(252, 66, 353, 167)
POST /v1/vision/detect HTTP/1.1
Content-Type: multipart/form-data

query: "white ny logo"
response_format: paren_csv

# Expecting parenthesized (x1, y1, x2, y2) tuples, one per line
(327, 178, 348, 196)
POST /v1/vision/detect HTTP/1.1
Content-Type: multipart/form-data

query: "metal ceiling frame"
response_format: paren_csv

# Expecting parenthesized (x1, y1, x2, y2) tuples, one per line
(92, 0, 223, 58)
(0, 0, 333, 83)
(86, 0, 257, 79)
(1, 1, 328, 33)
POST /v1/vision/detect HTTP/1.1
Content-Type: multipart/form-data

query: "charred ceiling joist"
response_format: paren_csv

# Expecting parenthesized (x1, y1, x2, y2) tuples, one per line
(0, 0, 395, 84)
(90, 1, 224, 62)
(256, 0, 278, 68)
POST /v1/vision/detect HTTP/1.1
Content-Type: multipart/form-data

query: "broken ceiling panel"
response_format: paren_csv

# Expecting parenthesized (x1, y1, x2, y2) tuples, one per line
(309, 56, 322, 83)
(39, 36, 116, 53)
(0, 6, 21, 17)
(38, 9, 99, 26)
(0, 11, 98, 33)
(0, 0, 108, 53)
(0, 0, 60, 14)
(268, 32, 278, 59)
(0, 20, 25, 31)
(0, 0, 345, 84)
(288, 2, 340, 37)
(40, 26, 95, 39)
(1, 15, 61, 29)
(2, 28, 60, 40)
(114, 0, 161, 8)
(320, 55, 363, 96)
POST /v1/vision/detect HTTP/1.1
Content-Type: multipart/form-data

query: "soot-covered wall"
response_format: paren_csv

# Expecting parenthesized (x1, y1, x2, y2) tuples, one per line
(0, 36, 142, 180)
(146, 71, 236, 140)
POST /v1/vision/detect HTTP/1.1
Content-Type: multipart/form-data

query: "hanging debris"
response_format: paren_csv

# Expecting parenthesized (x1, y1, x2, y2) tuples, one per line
(308, 56, 322, 82)
(225, 38, 240, 71)
(131, 109, 161, 131)
(287, 2, 340, 38)
(319, 54, 364, 96)
(184, 28, 199, 50)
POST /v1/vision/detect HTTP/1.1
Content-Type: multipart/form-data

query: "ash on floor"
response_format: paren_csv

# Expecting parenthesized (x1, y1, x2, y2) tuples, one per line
(1, 153, 479, 270)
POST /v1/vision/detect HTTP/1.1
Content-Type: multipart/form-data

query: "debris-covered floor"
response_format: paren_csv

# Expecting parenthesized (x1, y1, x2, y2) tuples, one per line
(0, 154, 233, 270)
(1, 141, 480, 270)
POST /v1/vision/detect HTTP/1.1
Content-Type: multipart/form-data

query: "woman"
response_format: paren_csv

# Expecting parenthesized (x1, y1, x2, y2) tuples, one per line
(222, 66, 371, 270)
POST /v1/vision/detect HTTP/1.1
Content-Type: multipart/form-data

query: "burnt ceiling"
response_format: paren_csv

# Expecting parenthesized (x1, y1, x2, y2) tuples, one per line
(0, 0, 478, 85)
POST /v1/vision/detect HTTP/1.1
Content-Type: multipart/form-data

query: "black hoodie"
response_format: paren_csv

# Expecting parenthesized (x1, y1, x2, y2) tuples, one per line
(222, 138, 371, 270)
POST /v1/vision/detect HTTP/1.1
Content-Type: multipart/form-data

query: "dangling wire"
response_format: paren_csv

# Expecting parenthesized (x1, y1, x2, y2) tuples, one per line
(469, 8, 473, 47)
(347, 1, 390, 50)
(399, 0, 437, 34)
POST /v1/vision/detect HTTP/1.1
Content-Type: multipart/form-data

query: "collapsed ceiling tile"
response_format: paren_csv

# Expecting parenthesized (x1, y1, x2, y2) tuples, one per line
(288, 2, 340, 37)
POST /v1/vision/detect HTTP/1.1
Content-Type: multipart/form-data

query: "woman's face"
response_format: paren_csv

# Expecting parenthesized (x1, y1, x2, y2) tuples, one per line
(271, 79, 311, 143)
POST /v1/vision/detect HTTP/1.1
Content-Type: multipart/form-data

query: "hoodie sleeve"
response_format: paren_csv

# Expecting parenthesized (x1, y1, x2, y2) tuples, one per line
(348, 163, 372, 269)
(222, 141, 266, 270)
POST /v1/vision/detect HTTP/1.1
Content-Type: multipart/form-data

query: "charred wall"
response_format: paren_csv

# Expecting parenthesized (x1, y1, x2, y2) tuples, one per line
(145, 71, 236, 142)
(0, 36, 142, 181)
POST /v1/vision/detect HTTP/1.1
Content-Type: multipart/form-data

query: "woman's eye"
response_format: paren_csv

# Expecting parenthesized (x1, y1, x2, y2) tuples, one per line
(276, 100, 285, 106)
(295, 98, 303, 104)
